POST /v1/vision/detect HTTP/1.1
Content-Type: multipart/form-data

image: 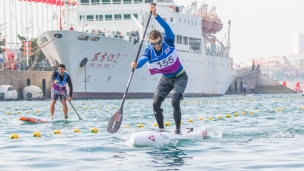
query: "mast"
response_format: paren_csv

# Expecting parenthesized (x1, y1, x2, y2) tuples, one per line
(227, 20, 231, 57)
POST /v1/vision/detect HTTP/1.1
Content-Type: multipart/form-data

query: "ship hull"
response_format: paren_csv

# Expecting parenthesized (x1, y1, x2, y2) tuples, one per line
(38, 30, 235, 99)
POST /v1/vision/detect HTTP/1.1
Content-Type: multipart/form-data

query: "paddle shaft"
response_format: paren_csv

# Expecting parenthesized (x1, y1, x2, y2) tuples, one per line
(56, 83, 83, 120)
(121, 4, 155, 104)
(107, 4, 155, 133)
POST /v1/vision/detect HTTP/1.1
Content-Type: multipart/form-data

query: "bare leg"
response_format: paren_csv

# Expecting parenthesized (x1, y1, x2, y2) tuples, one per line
(50, 100, 56, 120)
(62, 100, 68, 120)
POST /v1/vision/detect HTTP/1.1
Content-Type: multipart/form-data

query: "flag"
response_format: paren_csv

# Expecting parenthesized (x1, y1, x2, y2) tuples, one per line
(56, 0, 64, 6)
(295, 82, 301, 92)
(42, 0, 46, 3)
(282, 80, 286, 87)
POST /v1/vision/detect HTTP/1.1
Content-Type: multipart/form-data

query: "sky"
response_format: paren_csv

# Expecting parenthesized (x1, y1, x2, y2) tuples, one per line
(175, 0, 304, 63)
(1, 0, 304, 64)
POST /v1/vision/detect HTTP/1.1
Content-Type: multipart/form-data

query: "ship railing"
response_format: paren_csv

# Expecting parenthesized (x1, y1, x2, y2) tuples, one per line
(157, 0, 173, 2)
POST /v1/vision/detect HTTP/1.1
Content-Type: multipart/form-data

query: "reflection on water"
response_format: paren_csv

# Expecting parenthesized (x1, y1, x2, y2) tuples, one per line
(148, 146, 189, 168)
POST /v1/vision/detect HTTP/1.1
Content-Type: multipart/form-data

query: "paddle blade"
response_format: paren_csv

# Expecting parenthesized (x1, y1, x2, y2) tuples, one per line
(107, 107, 123, 133)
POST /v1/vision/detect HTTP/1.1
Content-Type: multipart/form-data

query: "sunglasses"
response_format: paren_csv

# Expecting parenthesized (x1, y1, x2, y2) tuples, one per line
(150, 39, 162, 46)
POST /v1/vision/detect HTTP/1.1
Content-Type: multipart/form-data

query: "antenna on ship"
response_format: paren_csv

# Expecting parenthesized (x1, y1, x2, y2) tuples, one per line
(227, 20, 231, 57)
(192, 1, 198, 14)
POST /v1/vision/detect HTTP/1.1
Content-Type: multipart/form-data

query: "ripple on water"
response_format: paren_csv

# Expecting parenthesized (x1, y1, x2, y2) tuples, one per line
(0, 94, 304, 170)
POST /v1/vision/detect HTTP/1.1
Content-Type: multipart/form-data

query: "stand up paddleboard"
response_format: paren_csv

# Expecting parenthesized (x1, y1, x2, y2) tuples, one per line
(130, 129, 207, 147)
(19, 115, 49, 123)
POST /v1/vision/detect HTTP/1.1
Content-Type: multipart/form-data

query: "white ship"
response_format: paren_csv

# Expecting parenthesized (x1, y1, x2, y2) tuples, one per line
(37, 0, 236, 98)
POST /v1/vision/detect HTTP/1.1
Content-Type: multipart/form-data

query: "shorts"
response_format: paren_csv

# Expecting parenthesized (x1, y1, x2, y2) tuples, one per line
(51, 88, 67, 101)
(243, 88, 246, 92)
(155, 72, 188, 98)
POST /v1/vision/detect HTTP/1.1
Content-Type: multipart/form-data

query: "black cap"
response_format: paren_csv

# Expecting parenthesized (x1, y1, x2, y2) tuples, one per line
(58, 64, 66, 69)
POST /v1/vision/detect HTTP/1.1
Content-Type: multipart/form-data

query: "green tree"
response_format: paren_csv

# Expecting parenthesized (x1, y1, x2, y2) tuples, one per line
(18, 34, 46, 62)
(0, 37, 5, 54)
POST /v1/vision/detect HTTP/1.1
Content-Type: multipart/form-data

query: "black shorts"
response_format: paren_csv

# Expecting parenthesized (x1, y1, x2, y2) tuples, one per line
(51, 88, 67, 101)
(155, 72, 188, 98)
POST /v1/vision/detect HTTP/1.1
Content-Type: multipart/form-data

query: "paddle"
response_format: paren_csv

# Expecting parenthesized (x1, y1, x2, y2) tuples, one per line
(107, 3, 156, 133)
(56, 83, 83, 120)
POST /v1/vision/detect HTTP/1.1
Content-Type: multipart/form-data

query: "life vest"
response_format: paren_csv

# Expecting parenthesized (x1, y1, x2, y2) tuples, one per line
(52, 71, 68, 92)
(147, 40, 183, 78)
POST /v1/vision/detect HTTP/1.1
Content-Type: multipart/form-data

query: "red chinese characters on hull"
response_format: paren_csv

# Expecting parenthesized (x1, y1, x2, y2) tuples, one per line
(91, 52, 101, 62)
(89, 52, 121, 69)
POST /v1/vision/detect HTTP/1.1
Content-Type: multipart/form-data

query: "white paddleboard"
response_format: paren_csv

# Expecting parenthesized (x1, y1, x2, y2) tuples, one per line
(130, 129, 207, 147)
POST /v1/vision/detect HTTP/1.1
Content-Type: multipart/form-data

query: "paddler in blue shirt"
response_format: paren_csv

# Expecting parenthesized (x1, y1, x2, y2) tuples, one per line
(50, 64, 73, 120)
(131, 5, 188, 134)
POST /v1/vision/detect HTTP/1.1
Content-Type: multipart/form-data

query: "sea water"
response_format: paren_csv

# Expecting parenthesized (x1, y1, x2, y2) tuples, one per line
(0, 94, 303, 170)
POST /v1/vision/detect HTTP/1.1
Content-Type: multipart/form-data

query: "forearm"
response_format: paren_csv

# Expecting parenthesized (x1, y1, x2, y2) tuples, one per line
(136, 56, 149, 68)
(69, 86, 73, 97)
(67, 77, 73, 97)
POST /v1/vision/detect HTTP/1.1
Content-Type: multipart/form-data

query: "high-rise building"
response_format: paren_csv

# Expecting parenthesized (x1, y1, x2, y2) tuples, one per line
(292, 33, 304, 54)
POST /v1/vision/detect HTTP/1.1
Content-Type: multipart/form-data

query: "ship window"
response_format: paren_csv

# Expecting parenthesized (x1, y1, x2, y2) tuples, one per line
(91, 0, 100, 5)
(96, 15, 103, 21)
(113, 0, 121, 4)
(78, 35, 90, 41)
(123, 0, 131, 4)
(8, 87, 15, 91)
(170, 17, 173, 22)
(184, 19, 186, 24)
(145, 0, 153, 3)
(176, 35, 182, 44)
(179, 18, 181, 23)
(80, 0, 89, 5)
(133, 14, 138, 19)
(195, 21, 196, 26)
(134, 0, 142, 3)
(86, 15, 94, 21)
(54, 34, 62, 38)
(124, 14, 131, 20)
(102, 0, 110, 4)
(188, 20, 189, 24)
(189, 37, 201, 52)
(183, 36, 188, 45)
(40, 37, 48, 43)
(114, 14, 122, 20)
(105, 14, 112, 20)
(91, 37, 100, 41)
(114, 35, 124, 39)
